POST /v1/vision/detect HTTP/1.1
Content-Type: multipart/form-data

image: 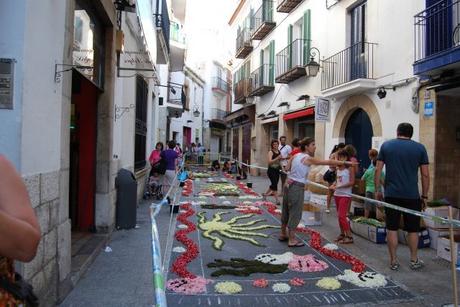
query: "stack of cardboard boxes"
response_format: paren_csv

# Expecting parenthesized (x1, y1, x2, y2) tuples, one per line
(425, 205, 460, 268)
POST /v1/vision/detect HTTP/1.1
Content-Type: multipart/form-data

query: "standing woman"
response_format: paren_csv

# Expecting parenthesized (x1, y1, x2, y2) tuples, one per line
(162, 140, 179, 195)
(279, 138, 354, 247)
(148, 142, 164, 175)
(263, 140, 282, 205)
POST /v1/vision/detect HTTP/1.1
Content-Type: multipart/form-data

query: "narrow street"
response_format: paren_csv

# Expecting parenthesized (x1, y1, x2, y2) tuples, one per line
(61, 172, 455, 307)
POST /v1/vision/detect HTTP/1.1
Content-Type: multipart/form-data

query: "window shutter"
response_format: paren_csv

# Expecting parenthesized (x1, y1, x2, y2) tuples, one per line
(269, 40, 275, 85)
(288, 24, 293, 69)
(303, 9, 311, 66)
(260, 49, 264, 86)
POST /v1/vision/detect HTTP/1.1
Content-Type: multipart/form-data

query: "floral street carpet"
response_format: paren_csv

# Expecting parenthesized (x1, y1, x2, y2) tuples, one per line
(163, 172, 414, 306)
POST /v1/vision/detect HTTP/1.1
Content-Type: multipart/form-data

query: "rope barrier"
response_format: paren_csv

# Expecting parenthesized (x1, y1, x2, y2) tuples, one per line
(149, 157, 188, 307)
(231, 158, 460, 228)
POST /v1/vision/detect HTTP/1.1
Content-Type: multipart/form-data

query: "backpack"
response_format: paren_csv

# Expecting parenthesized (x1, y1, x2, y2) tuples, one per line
(154, 152, 167, 175)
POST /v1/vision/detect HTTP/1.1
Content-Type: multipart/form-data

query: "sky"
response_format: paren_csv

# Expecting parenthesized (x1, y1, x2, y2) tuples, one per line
(184, 0, 239, 68)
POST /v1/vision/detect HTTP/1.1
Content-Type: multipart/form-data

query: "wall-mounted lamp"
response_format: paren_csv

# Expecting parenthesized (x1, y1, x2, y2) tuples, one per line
(193, 108, 201, 117)
(377, 86, 396, 99)
(306, 47, 321, 77)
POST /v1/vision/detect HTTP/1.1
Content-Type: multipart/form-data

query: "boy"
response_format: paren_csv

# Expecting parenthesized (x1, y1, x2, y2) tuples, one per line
(361, 149, 385, 219)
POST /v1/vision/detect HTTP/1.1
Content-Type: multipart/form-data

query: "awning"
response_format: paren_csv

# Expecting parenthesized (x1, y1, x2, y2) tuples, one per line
(225, 104, 255, 124)
(283, 107, 314, 121)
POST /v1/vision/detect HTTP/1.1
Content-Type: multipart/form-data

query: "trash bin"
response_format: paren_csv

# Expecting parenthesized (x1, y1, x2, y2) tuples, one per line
(115, 168, 137, 229)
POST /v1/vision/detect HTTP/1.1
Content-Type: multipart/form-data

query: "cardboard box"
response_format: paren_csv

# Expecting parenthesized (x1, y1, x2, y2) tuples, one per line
(436, 235, 460, 267)
(428, 227, 450, 250)
(397, 229, 431, 248)
(302, 203, 322, 226)
(424, 206, 459, 229)
(310, 193, 328, 207)
(350, 219, 387, 244)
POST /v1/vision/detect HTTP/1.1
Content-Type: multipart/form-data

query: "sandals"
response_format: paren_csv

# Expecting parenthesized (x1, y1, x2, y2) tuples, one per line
(288, 241, 305, 248)
(337, 236, 354, 244)
(334, 234, 345, 242)
(409, 259, 424, 270)
(390, 262, 400, 271)
(278, 236, 288, 242)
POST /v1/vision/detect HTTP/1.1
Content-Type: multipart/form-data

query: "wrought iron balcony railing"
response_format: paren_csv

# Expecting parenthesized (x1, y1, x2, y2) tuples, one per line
(321, 41, 376, 91)
(154, 0, 170, 52)
(234, 79, 252, 104)
(276, 39, 310, 83)
(210, 108, 228, 120)
(252, 1, 276, 40)
(414, 0, 460, 62)
(236, 28, 253, 58)
(250, 64, 275, 96)
(212, 77, 229, 93)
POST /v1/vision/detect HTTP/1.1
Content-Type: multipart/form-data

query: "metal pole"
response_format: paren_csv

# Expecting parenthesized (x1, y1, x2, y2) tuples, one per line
(449, 205, 459, 307)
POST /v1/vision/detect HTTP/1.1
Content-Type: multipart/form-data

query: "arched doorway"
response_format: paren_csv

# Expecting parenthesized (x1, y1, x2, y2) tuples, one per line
(345, 108, 373, 176)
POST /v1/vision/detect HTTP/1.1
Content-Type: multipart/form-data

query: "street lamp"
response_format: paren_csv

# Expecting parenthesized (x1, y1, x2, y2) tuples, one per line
(306, 47, 321, 77)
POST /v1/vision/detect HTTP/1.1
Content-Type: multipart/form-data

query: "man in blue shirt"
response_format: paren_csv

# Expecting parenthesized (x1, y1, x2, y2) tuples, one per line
(375, 123, 430, 271)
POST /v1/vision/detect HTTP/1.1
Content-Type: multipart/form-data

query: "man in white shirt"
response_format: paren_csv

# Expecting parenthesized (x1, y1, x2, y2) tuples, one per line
(278, 136, 292, 195)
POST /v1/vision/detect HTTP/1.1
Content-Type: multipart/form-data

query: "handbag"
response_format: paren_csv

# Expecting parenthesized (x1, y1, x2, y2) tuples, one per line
(0, 272, 39, 307)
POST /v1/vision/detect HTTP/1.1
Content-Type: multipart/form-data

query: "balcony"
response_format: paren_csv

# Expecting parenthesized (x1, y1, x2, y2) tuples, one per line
(154, 0, 170, 64)
(321, 41, 377, 98)
(234, 79, 252, 104)
(170, 21, 186, 71)
(275, 39, 309, 83)
(212, 77, 230, 94)
(210, 108, 228, 121)
(276, 0, 303, 13)
(165, 85, 185, 117)
(249, 64, 275, 96)
(251, 2, 276, 40)
(236, 28, 253, 59)
(414, 0, 460, 76)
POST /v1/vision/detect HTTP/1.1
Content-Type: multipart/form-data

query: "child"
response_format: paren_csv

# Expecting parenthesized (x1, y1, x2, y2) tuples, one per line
(361, 149, 385, 219)
(330, 149, 354, 244)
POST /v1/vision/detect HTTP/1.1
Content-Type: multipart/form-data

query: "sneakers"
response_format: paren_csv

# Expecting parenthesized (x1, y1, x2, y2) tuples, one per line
(325, 209, 331, 213)
(409, 259, 424, 270)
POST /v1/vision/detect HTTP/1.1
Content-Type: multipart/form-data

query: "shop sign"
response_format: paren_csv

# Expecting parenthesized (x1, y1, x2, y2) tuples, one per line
(424, 101, 434, 117)
(119, 50, 153, 71)
(315, 97, 330, 122)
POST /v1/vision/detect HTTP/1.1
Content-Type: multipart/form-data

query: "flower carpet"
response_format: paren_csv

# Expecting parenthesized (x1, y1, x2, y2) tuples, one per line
(163, 170, 414, 306)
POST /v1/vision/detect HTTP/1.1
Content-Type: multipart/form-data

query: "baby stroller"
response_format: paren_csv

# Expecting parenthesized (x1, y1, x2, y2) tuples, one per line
(144, 174, 164, 200)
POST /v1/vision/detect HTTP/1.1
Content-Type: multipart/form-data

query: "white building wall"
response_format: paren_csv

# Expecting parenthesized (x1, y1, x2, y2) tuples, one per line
(21, 0, 67, 174)
(0, 1, 27, 169)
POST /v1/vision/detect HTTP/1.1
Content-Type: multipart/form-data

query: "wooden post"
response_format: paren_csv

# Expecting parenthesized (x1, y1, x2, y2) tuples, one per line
(449, 205, 459, 307)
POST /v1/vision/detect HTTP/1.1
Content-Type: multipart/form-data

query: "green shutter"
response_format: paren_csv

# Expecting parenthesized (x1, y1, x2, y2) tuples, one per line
(288, 24, 293, 69)
(260, 49, 264, 86)
(269, 41, 275, 85)
(303, 10, 311, 66)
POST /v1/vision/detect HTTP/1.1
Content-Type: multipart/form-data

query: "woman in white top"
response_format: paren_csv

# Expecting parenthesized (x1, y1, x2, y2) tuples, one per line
(280, 138, 353, 247)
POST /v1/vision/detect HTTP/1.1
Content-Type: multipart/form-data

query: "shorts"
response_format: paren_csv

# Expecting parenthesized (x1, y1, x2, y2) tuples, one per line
(384, 197, 421, 233)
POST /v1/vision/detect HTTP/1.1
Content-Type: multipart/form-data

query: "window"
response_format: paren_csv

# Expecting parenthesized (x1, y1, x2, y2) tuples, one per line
(134, 76, 148, 171)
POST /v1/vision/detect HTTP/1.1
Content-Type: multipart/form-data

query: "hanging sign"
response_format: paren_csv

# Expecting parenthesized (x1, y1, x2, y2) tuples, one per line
(315, 97, 330, 122)
(119, 50, 154, 71)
